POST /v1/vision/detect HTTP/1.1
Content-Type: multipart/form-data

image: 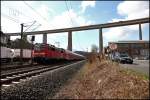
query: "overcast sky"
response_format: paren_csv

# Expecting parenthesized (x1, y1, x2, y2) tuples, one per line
(1, 1, 149, 51)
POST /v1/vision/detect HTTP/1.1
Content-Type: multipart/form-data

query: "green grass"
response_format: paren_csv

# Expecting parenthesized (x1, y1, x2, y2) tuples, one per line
(120, 68, 149, 80)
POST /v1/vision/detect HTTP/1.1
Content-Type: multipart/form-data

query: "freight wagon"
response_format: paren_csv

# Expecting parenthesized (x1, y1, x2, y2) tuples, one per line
(13, 49, 32, 62)
(0, 46, 14, 63)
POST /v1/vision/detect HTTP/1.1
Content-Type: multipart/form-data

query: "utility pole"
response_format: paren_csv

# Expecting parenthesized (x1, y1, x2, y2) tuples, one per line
(31, 36, 35, 65)
(20, 23, 24, 65)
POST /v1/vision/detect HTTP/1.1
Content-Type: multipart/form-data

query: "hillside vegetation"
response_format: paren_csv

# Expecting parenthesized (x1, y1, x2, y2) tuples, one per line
(52, 54, 149, 99)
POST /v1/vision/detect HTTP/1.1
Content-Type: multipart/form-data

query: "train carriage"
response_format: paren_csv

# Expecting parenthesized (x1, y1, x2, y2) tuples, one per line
(12, 49, 32, 62)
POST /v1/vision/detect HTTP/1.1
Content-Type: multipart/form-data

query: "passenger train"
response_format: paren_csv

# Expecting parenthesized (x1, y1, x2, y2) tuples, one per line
(33, 43, 85, 64)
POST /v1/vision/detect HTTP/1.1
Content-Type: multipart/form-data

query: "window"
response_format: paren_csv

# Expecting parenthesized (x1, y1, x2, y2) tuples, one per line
(34, 43, 46, 51)
(49, 45, 55, 51)
(131, 43, 143, 49)
(140, 49, 149, 56)
(117, 43, 129, 48)
(144, 43, 149, 48)
(60, 49, 64, 53)
(34, 45, 40, 51)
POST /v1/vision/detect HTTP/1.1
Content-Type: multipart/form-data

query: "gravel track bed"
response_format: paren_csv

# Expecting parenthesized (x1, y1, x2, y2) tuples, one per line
(1, 60, 85, 100)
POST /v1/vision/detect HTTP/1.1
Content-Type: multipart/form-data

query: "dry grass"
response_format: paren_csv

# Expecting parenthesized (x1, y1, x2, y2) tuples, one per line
(52, 54, 149, 99)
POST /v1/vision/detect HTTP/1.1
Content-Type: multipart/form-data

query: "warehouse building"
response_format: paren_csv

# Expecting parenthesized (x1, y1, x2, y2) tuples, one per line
(108, 40, 149, 59)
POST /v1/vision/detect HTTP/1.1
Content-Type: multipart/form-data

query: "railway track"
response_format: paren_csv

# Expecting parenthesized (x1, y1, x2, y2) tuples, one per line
(1, 61, 75, 71)
(1, 61, 79, 85)
(1, 63, 39, 71)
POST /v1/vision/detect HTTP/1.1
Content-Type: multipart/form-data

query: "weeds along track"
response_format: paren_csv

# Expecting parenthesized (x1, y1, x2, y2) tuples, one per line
(1, 61, 78, 85)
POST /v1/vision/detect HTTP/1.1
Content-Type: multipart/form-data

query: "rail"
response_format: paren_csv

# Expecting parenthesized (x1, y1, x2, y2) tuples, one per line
(1, 60, 85, 85)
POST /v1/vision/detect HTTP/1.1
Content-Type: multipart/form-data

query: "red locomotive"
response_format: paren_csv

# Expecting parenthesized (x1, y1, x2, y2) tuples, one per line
(33, 43, 85, 64)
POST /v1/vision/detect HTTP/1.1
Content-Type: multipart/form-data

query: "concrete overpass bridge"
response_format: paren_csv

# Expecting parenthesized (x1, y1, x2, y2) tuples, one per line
(4, 17, 149, 52)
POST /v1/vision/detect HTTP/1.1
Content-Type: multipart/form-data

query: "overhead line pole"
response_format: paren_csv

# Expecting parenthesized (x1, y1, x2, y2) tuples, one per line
(20, 23, 24, 65)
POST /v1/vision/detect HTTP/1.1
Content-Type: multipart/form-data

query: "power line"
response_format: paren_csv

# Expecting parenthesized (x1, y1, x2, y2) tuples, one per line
(65, 1, 84, 51)
(31, 24, 41, 31)
(2, 4, 34, 23)
(69, 1, 73, 10)
(70, 3, 86, 51)
(24, 21, 36, 32)
(65, 0, 74, 26)
(1, 13, 20, 23)
(23, 1, 55, 29)
(2, 3, 41, 32)
(23, 1, 48, 22)
(64, 1, 85, 51)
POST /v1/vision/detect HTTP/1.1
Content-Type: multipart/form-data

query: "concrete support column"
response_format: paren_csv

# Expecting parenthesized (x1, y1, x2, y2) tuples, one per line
(43, 33, 47, 44)
(139, 24, 142, 40)
(99, 28, 103, 53)
(67, 31, 72, 51)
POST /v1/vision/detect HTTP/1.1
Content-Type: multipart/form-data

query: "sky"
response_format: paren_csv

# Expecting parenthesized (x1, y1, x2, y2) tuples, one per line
(1, 1, 149, 51)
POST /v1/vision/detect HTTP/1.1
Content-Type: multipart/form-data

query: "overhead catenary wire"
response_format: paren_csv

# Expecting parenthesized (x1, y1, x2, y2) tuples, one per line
(23, 1, 55, 29)
(23, 1, 48, 22)
(24, 21, 36, 32)
(65, 0, 74, 26)
(65, 1, 85, 51)
(31, 24, 41, 31)
(1, 13, 20, 23)
(2, 3, 41, 33)
(2, 3, 31, 19)
(23, 1, 59, 45)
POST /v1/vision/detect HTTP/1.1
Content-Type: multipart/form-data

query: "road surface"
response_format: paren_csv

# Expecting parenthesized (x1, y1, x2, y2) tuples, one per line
(119, 59, 149, 76)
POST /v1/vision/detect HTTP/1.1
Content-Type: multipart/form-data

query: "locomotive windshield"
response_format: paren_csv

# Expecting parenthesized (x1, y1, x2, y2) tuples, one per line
(49, 44, 55, 51)
(34, 43, 46, 51)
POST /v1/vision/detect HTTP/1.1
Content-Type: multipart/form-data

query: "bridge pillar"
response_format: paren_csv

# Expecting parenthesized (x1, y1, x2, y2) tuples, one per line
(43, 33, 47, 44)
(99, 28, 103, 53)
(139, 23, 142, 40)
(67, 31, 72, 51)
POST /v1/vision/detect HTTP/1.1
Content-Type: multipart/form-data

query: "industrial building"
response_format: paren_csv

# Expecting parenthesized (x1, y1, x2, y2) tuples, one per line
(108, 40, 149, 59)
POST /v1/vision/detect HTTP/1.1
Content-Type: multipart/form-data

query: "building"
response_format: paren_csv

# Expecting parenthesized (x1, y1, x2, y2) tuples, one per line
(108, 40, 149, 59)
